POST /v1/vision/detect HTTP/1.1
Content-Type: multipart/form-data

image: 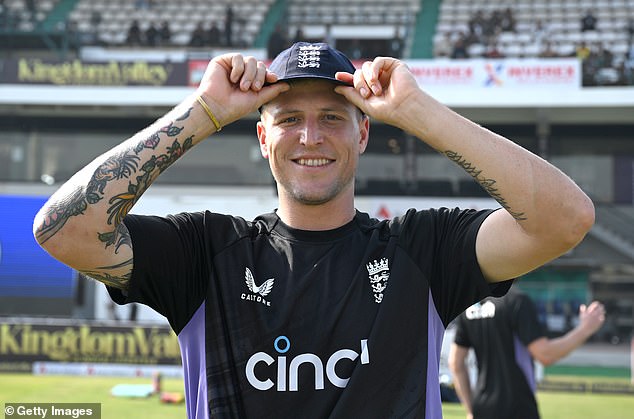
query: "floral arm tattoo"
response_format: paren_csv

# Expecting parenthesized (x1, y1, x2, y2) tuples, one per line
(34, 108, 195, 289)
(444, 150, 527, 221)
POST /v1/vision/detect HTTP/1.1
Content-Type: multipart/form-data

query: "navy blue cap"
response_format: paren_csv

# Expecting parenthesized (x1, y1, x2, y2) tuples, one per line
(268, 42, 356, 85)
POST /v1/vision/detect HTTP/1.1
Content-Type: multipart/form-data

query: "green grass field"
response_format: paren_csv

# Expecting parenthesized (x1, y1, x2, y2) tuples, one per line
(443, 391, 634, 419)
(1, 373, 633, 418)
(1, 373, 186, 419)
(443, 374, 634, 419)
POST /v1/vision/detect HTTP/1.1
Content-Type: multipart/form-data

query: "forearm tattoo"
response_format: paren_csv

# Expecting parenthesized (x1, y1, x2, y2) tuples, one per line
(80, 258, 134, 290)
(444, 150, 527, 221)
(35, 107, 195, 286)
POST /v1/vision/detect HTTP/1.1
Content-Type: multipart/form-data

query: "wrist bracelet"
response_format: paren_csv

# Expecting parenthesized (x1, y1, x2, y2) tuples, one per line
(196, 95, 222, 132)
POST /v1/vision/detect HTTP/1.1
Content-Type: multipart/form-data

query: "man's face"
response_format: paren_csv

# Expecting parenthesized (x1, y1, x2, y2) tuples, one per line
(257, 80, 369, 205)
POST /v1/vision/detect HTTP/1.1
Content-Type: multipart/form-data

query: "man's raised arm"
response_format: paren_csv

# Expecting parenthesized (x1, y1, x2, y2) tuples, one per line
(335, 57, 595, 282)
(33, 54, 289, 290)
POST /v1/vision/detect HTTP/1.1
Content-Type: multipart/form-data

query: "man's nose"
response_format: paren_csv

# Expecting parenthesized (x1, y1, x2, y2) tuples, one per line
(299, 119, 324, 146)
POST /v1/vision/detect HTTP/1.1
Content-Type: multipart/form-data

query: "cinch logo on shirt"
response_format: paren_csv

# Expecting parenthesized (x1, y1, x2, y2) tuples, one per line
(465, 301, 496, 320)
(245, 336, 370, 392)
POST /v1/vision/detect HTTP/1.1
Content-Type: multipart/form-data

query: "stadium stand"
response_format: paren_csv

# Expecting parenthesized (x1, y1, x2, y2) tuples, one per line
(287, 0, 418, 26)
(433, 0, 634, 87)
(66, 0, 274, 47)
(436, 0, 633, 56)
(0, 0, 59, 32)
(2, 0, 632, 83)
(284, 0, 421, 58)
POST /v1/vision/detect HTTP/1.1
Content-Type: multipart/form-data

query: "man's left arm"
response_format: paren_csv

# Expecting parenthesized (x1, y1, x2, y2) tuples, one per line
(335, 58, 594, 283)
(448, 343, 474, 419)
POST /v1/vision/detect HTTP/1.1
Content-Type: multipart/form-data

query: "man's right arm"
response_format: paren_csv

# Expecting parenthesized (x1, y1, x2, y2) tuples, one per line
(32, 99, 213, 290)
(528, 301, 606, 366)
(32, 54, 289, 290)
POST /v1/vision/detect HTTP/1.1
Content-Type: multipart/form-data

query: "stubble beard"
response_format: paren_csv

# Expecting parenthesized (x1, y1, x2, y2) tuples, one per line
(277, 172, 353, 206)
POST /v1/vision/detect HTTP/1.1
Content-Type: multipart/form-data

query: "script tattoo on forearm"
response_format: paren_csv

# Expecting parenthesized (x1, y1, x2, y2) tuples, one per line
(444, 150, 527, 221)
(35, 108, 195, 247)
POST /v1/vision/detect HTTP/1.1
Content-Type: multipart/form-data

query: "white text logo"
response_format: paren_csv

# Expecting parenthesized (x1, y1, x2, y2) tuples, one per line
(245, 336, 370, 391)
(241, 267, 274, 306)
(465, 301, 496, 320)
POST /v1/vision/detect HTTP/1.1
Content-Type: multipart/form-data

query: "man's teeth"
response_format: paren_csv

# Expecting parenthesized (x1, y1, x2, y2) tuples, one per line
(297, 158, 330, 166)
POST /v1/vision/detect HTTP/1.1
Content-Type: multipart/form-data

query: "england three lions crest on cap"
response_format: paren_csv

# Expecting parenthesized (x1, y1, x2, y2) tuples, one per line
(366, 258, 390, 304)
(266, 42, 356, 85)
(297, 45, 321, 69)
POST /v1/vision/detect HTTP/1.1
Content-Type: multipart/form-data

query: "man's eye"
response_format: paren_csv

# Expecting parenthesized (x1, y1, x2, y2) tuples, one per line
(281, 116, 298, 124)
(324, 114, 341, 121)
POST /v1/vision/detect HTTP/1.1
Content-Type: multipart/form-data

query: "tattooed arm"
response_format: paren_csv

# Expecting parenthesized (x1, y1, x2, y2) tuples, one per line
(33, 54, 289, 290)
(335, 57, 594, 283)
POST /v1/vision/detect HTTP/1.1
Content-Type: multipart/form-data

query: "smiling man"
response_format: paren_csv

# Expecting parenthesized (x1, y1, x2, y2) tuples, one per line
(33, 42, 594, 418)
(258, 79, 368, 226)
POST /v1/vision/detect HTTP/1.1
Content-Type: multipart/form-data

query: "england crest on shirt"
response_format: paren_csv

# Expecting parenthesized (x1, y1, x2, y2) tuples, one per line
(366, 258, 390, 304)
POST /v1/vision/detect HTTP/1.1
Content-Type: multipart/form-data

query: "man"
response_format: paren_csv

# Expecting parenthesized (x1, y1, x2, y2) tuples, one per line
(33, 42, 594, 418)
(581, 9, 597, 32)
(448, 289, 605, 419)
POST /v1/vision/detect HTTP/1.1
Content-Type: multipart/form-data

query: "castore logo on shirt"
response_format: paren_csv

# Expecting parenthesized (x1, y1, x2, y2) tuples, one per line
(241, 267, 274, 307)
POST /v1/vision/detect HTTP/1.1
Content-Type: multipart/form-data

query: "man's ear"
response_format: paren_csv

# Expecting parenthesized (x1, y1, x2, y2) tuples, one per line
(358, 115, 370, 154)
(256, 121, 269, 159)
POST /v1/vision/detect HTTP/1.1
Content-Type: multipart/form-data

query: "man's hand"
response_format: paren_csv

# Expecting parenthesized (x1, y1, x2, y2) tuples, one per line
(333, 57, 421, 130)
(196, 53, 290, 129)
(578, 301, 606, 336)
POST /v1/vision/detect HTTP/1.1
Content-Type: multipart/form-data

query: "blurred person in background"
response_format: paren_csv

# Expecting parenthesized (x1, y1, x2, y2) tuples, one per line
(145, 23, 159, 47)
(627, 18, 634, 42)
(449, 288, 605, 419)
(158, 20, 171, 46)
(531, 19, 550, 49)
(581, 9, 597, 32)
(500, 7, 516, 33)
(33, 41, 594, 417)
(451, 33, 470, 59)
(538, 41, 559, 58)
(189, 22, 206, 47)
(483, 40, 504, 59)
(224, 5, 234, 46)
(435, 32, 453, 58)
(291, 27, 305, 44)
(207, 21, 222, 47)
(625, 42, 634, 83)
(267, 24, 288, 59)
(126, 19, 142, 46)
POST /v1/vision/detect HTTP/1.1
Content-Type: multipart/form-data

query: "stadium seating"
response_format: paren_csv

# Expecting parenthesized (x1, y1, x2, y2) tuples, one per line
(0, 0, 59, 32)
(435, 0, 633, 59)
(6, 0, 630, 67)
(3, 0, 420, 53)
(287, 0, 420, 33)
(67, 0, 274, 47)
